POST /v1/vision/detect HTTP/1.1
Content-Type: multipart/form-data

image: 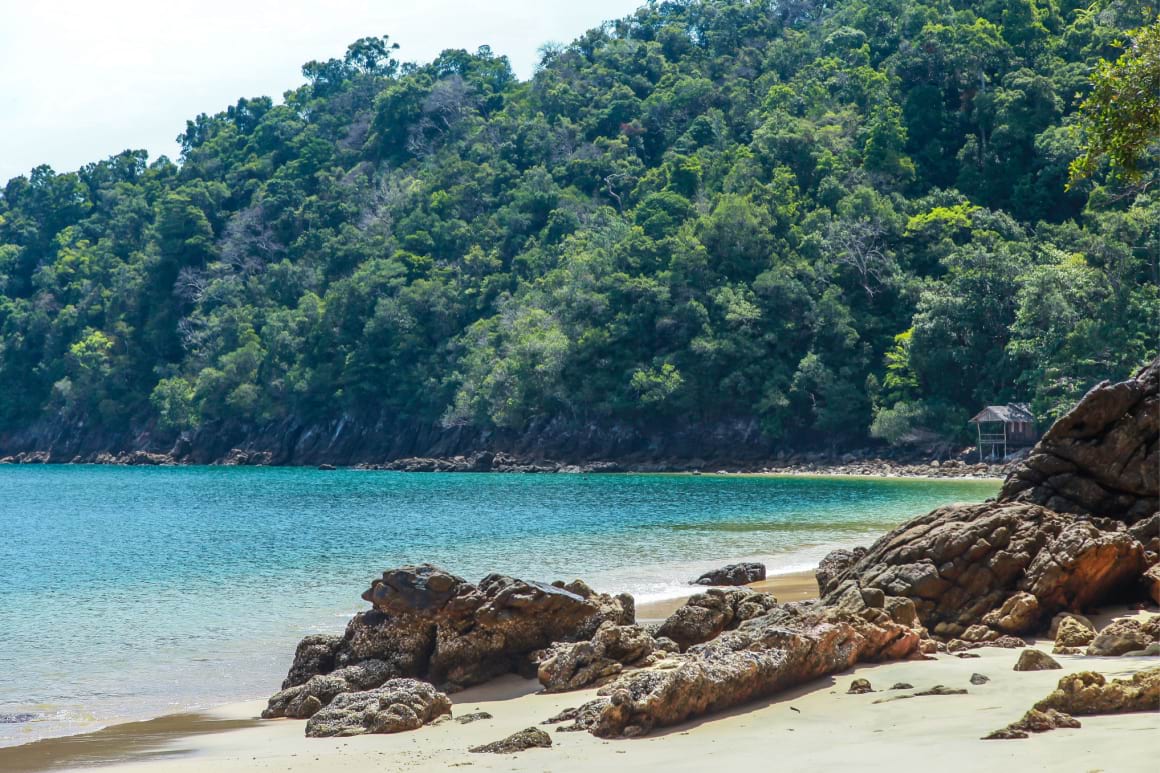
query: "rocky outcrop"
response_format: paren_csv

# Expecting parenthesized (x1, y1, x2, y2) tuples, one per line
(469, 727, 552, 753)
(817, 360, 1158, 640)
(303, 679, 451, 738)
(653, 588, 780, 650)
(537, 622, 657, 693)
(999, 361, 1158, 520)
(1033, 667, 1160, 715)
(691, 562, 766, 586)
(267, 564, 633, 720)
(552, 604, 921, 738)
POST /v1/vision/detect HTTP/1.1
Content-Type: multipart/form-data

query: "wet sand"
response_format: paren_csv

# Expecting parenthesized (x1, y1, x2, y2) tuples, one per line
(636, 569, 820, 620)
(0, 713, 260, 773)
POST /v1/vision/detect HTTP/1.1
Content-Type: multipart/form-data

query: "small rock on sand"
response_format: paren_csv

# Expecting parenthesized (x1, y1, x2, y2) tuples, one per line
(847, 678, 873, 694)
(1013, 649, 1062, 671)
(469, 727, 552, 753)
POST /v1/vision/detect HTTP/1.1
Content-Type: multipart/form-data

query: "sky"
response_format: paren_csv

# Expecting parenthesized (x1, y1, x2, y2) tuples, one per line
(0, 0, 644, 183)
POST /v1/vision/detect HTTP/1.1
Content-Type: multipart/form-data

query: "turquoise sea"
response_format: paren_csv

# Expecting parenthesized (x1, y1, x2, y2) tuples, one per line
(0, 466, 998, 747)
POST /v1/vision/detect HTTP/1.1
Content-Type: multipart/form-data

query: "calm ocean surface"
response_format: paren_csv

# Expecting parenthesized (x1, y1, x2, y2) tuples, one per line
(0, 466, 998, 746)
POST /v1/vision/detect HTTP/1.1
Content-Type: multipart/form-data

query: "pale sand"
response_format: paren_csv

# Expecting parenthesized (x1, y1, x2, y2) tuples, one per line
(11, 618, 1153, 773)
(636, 570, 820, 620)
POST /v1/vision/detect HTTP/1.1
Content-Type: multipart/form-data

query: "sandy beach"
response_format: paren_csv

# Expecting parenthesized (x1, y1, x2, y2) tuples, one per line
(6, 613, 1154, 773)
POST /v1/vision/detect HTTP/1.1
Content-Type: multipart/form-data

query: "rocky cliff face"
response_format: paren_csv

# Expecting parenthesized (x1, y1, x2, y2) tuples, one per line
(818, 358, 1159, 641)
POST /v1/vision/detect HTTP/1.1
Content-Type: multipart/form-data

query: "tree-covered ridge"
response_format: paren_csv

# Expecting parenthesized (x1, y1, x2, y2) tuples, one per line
(0, 0, 1156, 452)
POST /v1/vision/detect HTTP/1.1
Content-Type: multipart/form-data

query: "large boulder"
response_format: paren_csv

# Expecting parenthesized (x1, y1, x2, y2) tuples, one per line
(691, 562, 766, 586)
(1000, 361, 1158, 521)
(303, 679, 451, 738)
(269, 564, 634, 716)
(817, 360, 1158, 638)
(552, 604, 921, 738)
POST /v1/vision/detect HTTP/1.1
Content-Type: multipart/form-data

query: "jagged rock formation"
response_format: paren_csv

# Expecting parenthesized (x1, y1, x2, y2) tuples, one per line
(265, 564, 632, 720)
(818, 359, 1159, 640)
(653, 588, 781, 650)
(691, 562, 766, 586)
(1000, 361, 1158, 520)
(536, 622, 657, 693)
(549, 604, 920, 738)
(303, 679, 451, 738)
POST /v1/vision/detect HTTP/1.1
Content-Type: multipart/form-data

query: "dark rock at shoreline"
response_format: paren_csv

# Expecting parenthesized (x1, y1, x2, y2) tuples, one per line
(691, 562, 766, 586)
(303, 679, 451, 737)
(265, 659, 394, 719)
(281, 634, 343, 690)
(266, 564, 633, 719)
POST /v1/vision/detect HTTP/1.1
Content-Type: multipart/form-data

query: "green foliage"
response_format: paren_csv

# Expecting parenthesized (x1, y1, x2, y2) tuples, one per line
(1069, 19, 1160, 185)
(0, 0, 1155, 450)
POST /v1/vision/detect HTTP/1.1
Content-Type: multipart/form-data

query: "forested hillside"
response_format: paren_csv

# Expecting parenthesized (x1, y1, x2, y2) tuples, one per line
(1, 0, 1156, 460)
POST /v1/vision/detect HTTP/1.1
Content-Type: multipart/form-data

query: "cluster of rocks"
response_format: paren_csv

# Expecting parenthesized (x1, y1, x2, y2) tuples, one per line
(263, 359, 1157, 745)
(743, 458, 1008, 479)
(263, 564, 633, 736)
(1051, 613, 1160, 656)
(985, 666, 1160, 740)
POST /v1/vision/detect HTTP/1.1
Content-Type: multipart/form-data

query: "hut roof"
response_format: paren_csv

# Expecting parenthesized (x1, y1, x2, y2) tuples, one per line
(969, 403, 1034, 424)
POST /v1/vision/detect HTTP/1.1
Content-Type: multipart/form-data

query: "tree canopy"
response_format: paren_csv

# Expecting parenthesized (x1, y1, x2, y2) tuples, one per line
(1, 4, 1156, 453)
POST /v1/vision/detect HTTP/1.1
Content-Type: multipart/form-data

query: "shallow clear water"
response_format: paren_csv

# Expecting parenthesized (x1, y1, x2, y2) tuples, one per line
(0, 466, 997, 746)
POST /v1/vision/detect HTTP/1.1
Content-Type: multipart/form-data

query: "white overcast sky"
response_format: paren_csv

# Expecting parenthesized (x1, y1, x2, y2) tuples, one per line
(0, 0, 643, 183)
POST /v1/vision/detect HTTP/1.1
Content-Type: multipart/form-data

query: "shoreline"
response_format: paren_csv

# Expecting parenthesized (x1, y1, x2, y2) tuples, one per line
(0, 459, 1010, 481)
(4, 617, 1155, 773)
